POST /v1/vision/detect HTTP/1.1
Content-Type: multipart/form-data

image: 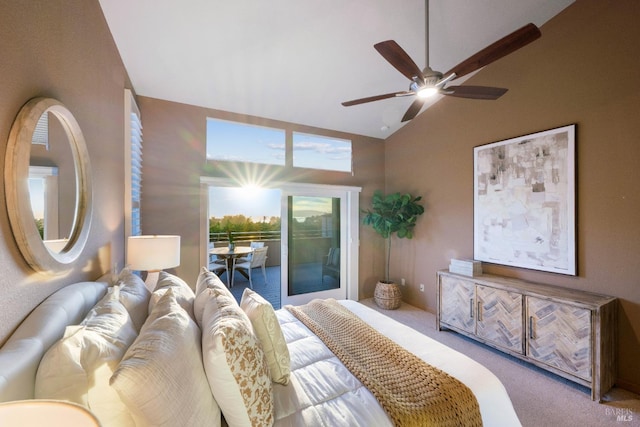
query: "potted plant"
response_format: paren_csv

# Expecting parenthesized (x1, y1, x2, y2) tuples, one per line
(362, 190, 424, 309)
(227, 229, 235, 250)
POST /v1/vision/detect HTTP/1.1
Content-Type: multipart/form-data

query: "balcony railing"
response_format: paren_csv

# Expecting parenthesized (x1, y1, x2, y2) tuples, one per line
(209, 230, 279, 243)
(210, 229, 336, 267)
(209, 228, 329, 243)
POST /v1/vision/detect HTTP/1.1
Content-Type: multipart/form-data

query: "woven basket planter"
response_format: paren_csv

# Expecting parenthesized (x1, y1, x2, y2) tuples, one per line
(374, 281, 402, 310)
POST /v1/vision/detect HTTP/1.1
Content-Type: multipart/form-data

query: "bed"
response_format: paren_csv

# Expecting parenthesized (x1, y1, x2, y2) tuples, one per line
(0, 268, 521, 427)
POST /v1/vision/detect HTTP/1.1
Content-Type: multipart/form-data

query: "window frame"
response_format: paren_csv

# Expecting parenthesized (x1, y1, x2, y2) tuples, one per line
(205, 117, 352, 173)
(205, 117, 286, 166)
(292, 131, 352, 173)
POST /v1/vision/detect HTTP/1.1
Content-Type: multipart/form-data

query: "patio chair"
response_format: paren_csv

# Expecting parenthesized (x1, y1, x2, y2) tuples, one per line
(234, 241, 265, 263)
(209, 243, 230, 287)
(232, 246, 268, 289)
(322, 247, 340, 284)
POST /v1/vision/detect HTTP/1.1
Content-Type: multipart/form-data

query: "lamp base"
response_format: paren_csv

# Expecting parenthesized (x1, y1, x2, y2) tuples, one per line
(144, 270, 161, 292)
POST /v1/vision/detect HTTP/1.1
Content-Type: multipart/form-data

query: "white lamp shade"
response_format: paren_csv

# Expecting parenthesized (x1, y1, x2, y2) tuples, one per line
(127, 235, 181, 271)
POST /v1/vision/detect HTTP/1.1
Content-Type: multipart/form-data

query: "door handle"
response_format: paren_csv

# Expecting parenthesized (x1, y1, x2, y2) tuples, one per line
(469, 299, 474, 318)
(529, 316, 535, 339)
(477, 301, 482, 321)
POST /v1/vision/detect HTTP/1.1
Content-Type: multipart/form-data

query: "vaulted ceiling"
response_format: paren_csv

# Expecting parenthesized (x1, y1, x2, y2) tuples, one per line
(99, 0, 574, 138)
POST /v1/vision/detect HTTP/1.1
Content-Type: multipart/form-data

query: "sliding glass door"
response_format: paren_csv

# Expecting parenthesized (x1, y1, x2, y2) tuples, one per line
(287, 195, 341, 295)
(201, 178, 360, 308)
(280, 184, 359, 306)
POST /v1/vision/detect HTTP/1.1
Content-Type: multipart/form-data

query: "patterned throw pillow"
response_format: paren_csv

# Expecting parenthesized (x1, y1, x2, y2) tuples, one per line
(240, 288, 291, 385)
(201, 287, 273, 427)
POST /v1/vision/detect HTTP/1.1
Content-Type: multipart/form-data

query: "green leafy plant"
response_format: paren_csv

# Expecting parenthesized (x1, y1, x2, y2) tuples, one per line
(362, 190, 425, 283)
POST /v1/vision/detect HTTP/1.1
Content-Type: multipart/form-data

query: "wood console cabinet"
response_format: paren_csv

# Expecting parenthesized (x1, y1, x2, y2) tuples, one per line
(437, 270, 617, 401)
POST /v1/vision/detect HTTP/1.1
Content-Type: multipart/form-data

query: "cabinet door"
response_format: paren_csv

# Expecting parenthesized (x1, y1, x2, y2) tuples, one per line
(527, 296, 592, 381)
(476, 285, 524, 353)
(439, 275, 475, 334)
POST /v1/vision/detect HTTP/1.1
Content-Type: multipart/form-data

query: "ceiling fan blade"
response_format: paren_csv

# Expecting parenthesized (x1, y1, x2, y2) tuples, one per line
(444, 23, 541, 79)
(401, 97, 426, 122)
(342, 91, 412, 107)
(445, 85, 508, 100)
(374, 40, 423, 81)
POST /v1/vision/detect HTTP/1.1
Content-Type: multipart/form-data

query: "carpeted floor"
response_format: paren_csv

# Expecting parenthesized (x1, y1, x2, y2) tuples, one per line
(361, 298, 640, 427)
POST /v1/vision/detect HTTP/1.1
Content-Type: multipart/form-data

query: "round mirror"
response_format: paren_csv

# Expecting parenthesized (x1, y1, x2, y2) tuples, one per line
(5, 98, 92, 274)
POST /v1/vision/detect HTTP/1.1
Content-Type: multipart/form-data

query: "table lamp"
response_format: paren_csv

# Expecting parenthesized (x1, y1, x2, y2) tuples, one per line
(127, 235, 180, 291)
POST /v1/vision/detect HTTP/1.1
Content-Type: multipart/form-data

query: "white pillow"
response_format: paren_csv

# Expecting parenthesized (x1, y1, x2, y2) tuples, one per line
(240, 288, 291, 385)
(110, 288, 221, 427)
(92, 283, 121, 310)
(194, 267, 236, 327)
(196, 266, 218, 296)
(201, 287, 273, 427)
(148, 271, 195, 320)
(35, 290, 138, 427)
(117, 268, 151, 332)
(196, 266, 232, 296)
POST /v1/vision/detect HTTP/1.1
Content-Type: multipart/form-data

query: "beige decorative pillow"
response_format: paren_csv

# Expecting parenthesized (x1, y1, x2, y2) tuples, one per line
(148, 271, 195, 320)
(36, 290, 137, 427)
(201, 288, 273, 427)
(196, 266, 225, 295)
(196, 266, 233, 296)
(117, 268, 151, 332)
(240, 288, 291, 385)
(194, 267, 236, 327)
(110, 288, 221, 427)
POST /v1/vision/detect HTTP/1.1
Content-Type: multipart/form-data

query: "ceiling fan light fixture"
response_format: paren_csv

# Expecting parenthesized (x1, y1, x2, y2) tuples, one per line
(417, 86, 438, 98)
(341, 16, 542, 123)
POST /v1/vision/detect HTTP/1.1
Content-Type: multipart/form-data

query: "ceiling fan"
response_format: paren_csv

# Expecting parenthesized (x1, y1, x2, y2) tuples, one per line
(342, 2, 542, 122)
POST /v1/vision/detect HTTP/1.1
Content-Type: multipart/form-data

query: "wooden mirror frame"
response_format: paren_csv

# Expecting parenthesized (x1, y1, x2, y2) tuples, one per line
(5, 98, 93, 274)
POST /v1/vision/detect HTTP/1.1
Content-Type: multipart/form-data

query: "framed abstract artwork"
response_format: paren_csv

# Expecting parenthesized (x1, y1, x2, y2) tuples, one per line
(473, 124, 576, 275)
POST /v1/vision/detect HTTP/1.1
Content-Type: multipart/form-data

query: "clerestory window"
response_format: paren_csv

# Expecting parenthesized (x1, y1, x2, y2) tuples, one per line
(206, 118, 285, 166)
(206, 118, 352, 173)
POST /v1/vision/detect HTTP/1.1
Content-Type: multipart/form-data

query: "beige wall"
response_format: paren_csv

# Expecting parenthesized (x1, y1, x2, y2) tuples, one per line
(137, 96, 385, 296)
(384, 0, 640, 391)
(0, 1, 129, 342)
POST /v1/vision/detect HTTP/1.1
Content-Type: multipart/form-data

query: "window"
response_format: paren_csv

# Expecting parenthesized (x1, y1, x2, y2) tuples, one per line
(32, 113, 49, 148)
(206, 118, 285, 166)
(125, 89, 142, 237)
(292, 132, 352, 172)
(28, 166, 58, 239)
(206, 119, 352, 173)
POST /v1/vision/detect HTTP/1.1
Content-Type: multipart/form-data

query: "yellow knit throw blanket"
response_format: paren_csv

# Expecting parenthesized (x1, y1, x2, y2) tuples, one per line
(286, 299, 483, 427)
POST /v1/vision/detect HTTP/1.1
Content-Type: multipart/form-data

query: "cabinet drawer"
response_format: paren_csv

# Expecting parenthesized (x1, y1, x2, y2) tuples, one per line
(439, 275, 475, 333)
(527, 296, 592, 381)
(477, 286, 523, 353)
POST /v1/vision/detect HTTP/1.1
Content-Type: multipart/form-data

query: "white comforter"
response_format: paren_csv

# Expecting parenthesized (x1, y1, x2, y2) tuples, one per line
(272, 300, 521, 427)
